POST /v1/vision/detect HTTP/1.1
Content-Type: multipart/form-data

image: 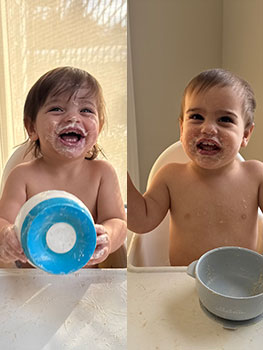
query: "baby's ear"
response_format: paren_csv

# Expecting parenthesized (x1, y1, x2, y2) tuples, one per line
(25, 121, 38, 141)
(179, 118, 184, 140)
(241, 123, 255, 147)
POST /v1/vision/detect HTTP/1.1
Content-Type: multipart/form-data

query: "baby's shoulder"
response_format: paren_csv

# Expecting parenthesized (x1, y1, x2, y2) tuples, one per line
(158, 162, 188, 175)
(6, 159, 35, 178)
(153, 162, 188, 183)
(1, 160, 36, 192)
(241, 159, 263, 171)
(85, 159, 117, 176)
(241, 159, 263, 179)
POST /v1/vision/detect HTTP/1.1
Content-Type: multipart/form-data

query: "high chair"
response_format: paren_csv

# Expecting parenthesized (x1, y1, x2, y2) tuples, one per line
(127, 140, 263, 268)
(0, 140, 127, 268)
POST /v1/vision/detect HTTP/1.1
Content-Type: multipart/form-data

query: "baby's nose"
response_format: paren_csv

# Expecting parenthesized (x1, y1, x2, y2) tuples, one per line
(64, 113, 80, 123)
(201, 121, 217, 135)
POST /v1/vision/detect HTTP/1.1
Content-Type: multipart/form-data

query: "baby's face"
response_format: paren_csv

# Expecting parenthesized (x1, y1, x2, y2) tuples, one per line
(180, 85, 253, 170)
(30, 87, 100, 159)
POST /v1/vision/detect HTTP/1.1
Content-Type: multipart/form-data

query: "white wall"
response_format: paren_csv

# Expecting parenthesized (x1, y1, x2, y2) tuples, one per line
(222, 0, 263, 162)
(129, 0, 222, 191)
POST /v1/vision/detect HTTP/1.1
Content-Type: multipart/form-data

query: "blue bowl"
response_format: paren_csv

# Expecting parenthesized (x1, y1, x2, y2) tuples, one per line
(17, 193, 96, 274)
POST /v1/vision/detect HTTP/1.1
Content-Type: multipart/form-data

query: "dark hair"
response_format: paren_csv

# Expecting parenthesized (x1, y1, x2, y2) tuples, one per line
(179, 68, 256, 128)
(24, 66, 106, 159)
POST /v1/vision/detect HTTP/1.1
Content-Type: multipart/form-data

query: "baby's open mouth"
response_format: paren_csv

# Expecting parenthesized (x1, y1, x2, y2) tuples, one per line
(196, 139, 221, 154)
(57, 128, 87, 146)
(60, 131, 83, 143)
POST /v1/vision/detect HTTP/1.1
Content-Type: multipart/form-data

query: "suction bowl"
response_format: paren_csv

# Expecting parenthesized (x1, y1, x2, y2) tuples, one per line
(15, 190, 96, 274)
(187, 247, 263, 321)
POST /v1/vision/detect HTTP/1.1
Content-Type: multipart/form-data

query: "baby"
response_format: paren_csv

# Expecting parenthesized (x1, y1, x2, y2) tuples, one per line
(128, 68, 263, 266)
(0, 66, 126, 267)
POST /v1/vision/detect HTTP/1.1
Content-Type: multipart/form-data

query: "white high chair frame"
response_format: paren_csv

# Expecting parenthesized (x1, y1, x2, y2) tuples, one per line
(1, 141, 127, 268)
(127, 140, 263, 268)
(0, 141, 34, 195)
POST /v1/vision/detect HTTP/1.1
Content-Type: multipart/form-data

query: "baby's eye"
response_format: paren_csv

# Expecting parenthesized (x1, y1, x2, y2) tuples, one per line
(81, 108, 94, 114)
(49, 107, 63, 112)
(218, 116, 234, 124)
(189, 114, 204, 121)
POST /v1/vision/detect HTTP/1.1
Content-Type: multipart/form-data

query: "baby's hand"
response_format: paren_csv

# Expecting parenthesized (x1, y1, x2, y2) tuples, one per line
(0, 225, 27, 263)
(86, 224, 111, 266)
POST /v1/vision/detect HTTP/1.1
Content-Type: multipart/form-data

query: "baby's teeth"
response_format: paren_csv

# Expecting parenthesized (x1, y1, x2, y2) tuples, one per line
(203, 142, 214, 146)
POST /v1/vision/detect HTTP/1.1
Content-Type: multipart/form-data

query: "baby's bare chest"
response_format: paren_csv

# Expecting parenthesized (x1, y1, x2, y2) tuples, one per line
(26, 173, 100, 218)
(169, 176, 259, 223)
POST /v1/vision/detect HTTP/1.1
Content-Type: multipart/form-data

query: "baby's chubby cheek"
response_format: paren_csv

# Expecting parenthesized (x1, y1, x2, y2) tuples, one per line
(45, 121, 59, 136)
(85, 122, 99, 143)
(180, 131, 197, 152)
(45, 122, 59, 142)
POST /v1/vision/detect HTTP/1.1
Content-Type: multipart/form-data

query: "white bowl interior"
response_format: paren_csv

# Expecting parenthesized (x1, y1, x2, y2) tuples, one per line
(197, 248, 263, 298)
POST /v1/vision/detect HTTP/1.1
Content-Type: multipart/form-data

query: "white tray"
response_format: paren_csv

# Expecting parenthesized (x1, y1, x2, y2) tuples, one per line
(128, 268, 263, 350)
(0, 268, 126, 350)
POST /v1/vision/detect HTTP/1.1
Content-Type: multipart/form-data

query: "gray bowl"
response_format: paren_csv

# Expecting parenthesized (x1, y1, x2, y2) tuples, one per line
(187, 247, 263, 321)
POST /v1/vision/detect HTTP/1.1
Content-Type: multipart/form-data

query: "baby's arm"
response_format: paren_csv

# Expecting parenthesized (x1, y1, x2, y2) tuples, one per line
(253, 160, 263, 254)
(87, 161, 126, 265)
(258, 179, 263, 254)
(128, 166, 170, 233)
(0, 167, 27, 264)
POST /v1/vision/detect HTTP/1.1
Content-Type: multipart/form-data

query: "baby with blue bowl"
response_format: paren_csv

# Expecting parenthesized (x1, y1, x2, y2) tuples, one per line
(128, 68, 263, 266)
(0, 66, 126, 273)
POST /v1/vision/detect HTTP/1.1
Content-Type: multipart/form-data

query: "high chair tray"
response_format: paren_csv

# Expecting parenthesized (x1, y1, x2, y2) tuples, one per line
(128, 269, 263, 350)
(0, 268, 126, 350)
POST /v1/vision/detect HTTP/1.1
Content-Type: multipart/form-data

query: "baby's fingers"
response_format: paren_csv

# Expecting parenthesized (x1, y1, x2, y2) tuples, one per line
(86, 247, 109, 266)
(0, 246, 26, 263)
(3, 241, 26, 262)
(8, 233, 23, 254)
(94, 224, 107, 235)
(0, 225, 27, 263)
(96, 233, 109, 245)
